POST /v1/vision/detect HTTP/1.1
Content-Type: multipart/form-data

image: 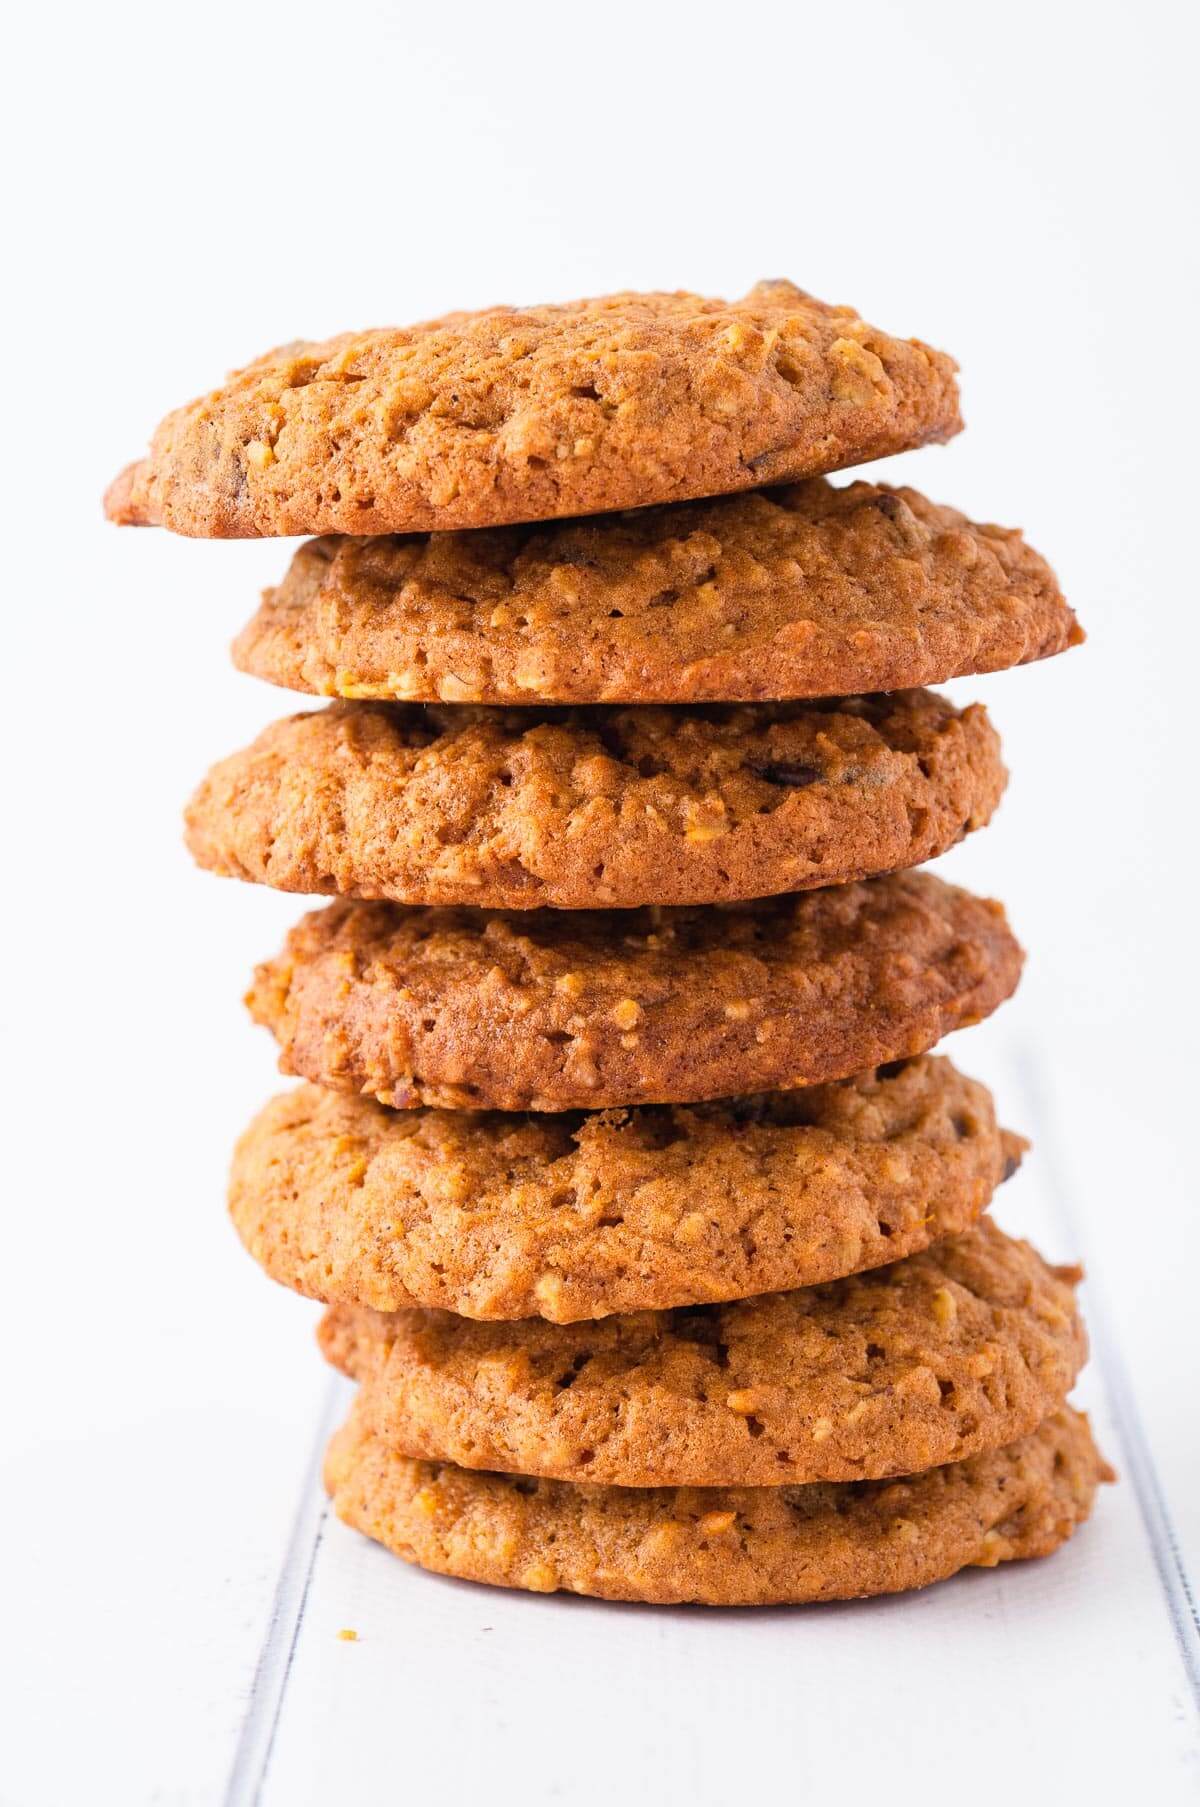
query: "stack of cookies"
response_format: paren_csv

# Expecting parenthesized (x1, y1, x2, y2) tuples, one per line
(107, 280, 1110, 1606)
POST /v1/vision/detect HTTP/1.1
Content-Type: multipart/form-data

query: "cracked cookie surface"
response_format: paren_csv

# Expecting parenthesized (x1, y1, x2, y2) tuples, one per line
(247, 871, 1023, 1111)
(231, 1057, 1024, 1321)
(234, 480, 1080, 705)
(187, 691, 1004, 910)
(320, 1222, 1086, 1487)
(325, 1405, 1109, 1604)
(104, 281, 960, 537)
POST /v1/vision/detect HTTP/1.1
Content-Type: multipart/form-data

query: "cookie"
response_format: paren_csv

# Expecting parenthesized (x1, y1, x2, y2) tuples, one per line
(325, 1405, 1109, 1605)
(231, 1058, 1024, 1322)
(319, 1222, 1084, 1488)
(233, 482, 1080, 706)
(247, 872, 1023, 1111)
(104, 281, 960, 537)
(187, 691, 1004, 911)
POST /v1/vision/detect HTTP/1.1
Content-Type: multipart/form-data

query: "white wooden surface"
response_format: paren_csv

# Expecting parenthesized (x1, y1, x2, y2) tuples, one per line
(6, 1037, 1189, 1807)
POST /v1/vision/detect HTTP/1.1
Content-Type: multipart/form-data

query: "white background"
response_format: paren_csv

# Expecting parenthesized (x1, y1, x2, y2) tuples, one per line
(2, 2, 1198, 1802)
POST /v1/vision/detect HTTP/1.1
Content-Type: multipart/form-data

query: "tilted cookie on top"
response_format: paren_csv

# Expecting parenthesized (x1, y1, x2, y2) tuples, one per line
(106, 281, 960, 537)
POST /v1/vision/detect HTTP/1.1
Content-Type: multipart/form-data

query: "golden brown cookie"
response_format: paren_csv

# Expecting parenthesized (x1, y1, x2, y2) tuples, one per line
(186, 692, 1004, 911)
(104, 282, 960, 537)
(325, 1405, 1110, 1605)
(234, 482, 1080, 705)
(230, 1058, 1024, 1322)
(247, 872, 1023, 1111)
(319, 1223, 1085, 1488)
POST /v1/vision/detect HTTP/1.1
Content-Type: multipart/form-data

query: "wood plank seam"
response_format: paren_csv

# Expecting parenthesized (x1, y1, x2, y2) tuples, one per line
(1014, 1045, 1200, 1709)
(223, 1374, 348, 1807)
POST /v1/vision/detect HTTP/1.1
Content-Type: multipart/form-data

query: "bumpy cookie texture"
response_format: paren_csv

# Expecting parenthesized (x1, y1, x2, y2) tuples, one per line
(234, 481, 1081, 705)
(325, 1405, 1110, 1605)
(187, 691, 1004, 910)
(320, 1223, 1085, 1487)
(104, 282, 960, 537)
(231, 1058, 1025, 1321)
(247, 872, 1024, 1111)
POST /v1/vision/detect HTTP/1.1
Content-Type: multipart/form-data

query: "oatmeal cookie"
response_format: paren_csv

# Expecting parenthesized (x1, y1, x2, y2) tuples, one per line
(105, 281, 959, 536)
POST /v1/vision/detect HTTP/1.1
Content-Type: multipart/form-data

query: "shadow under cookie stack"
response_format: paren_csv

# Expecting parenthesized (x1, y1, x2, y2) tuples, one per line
(107, 280, 1111, 1607)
